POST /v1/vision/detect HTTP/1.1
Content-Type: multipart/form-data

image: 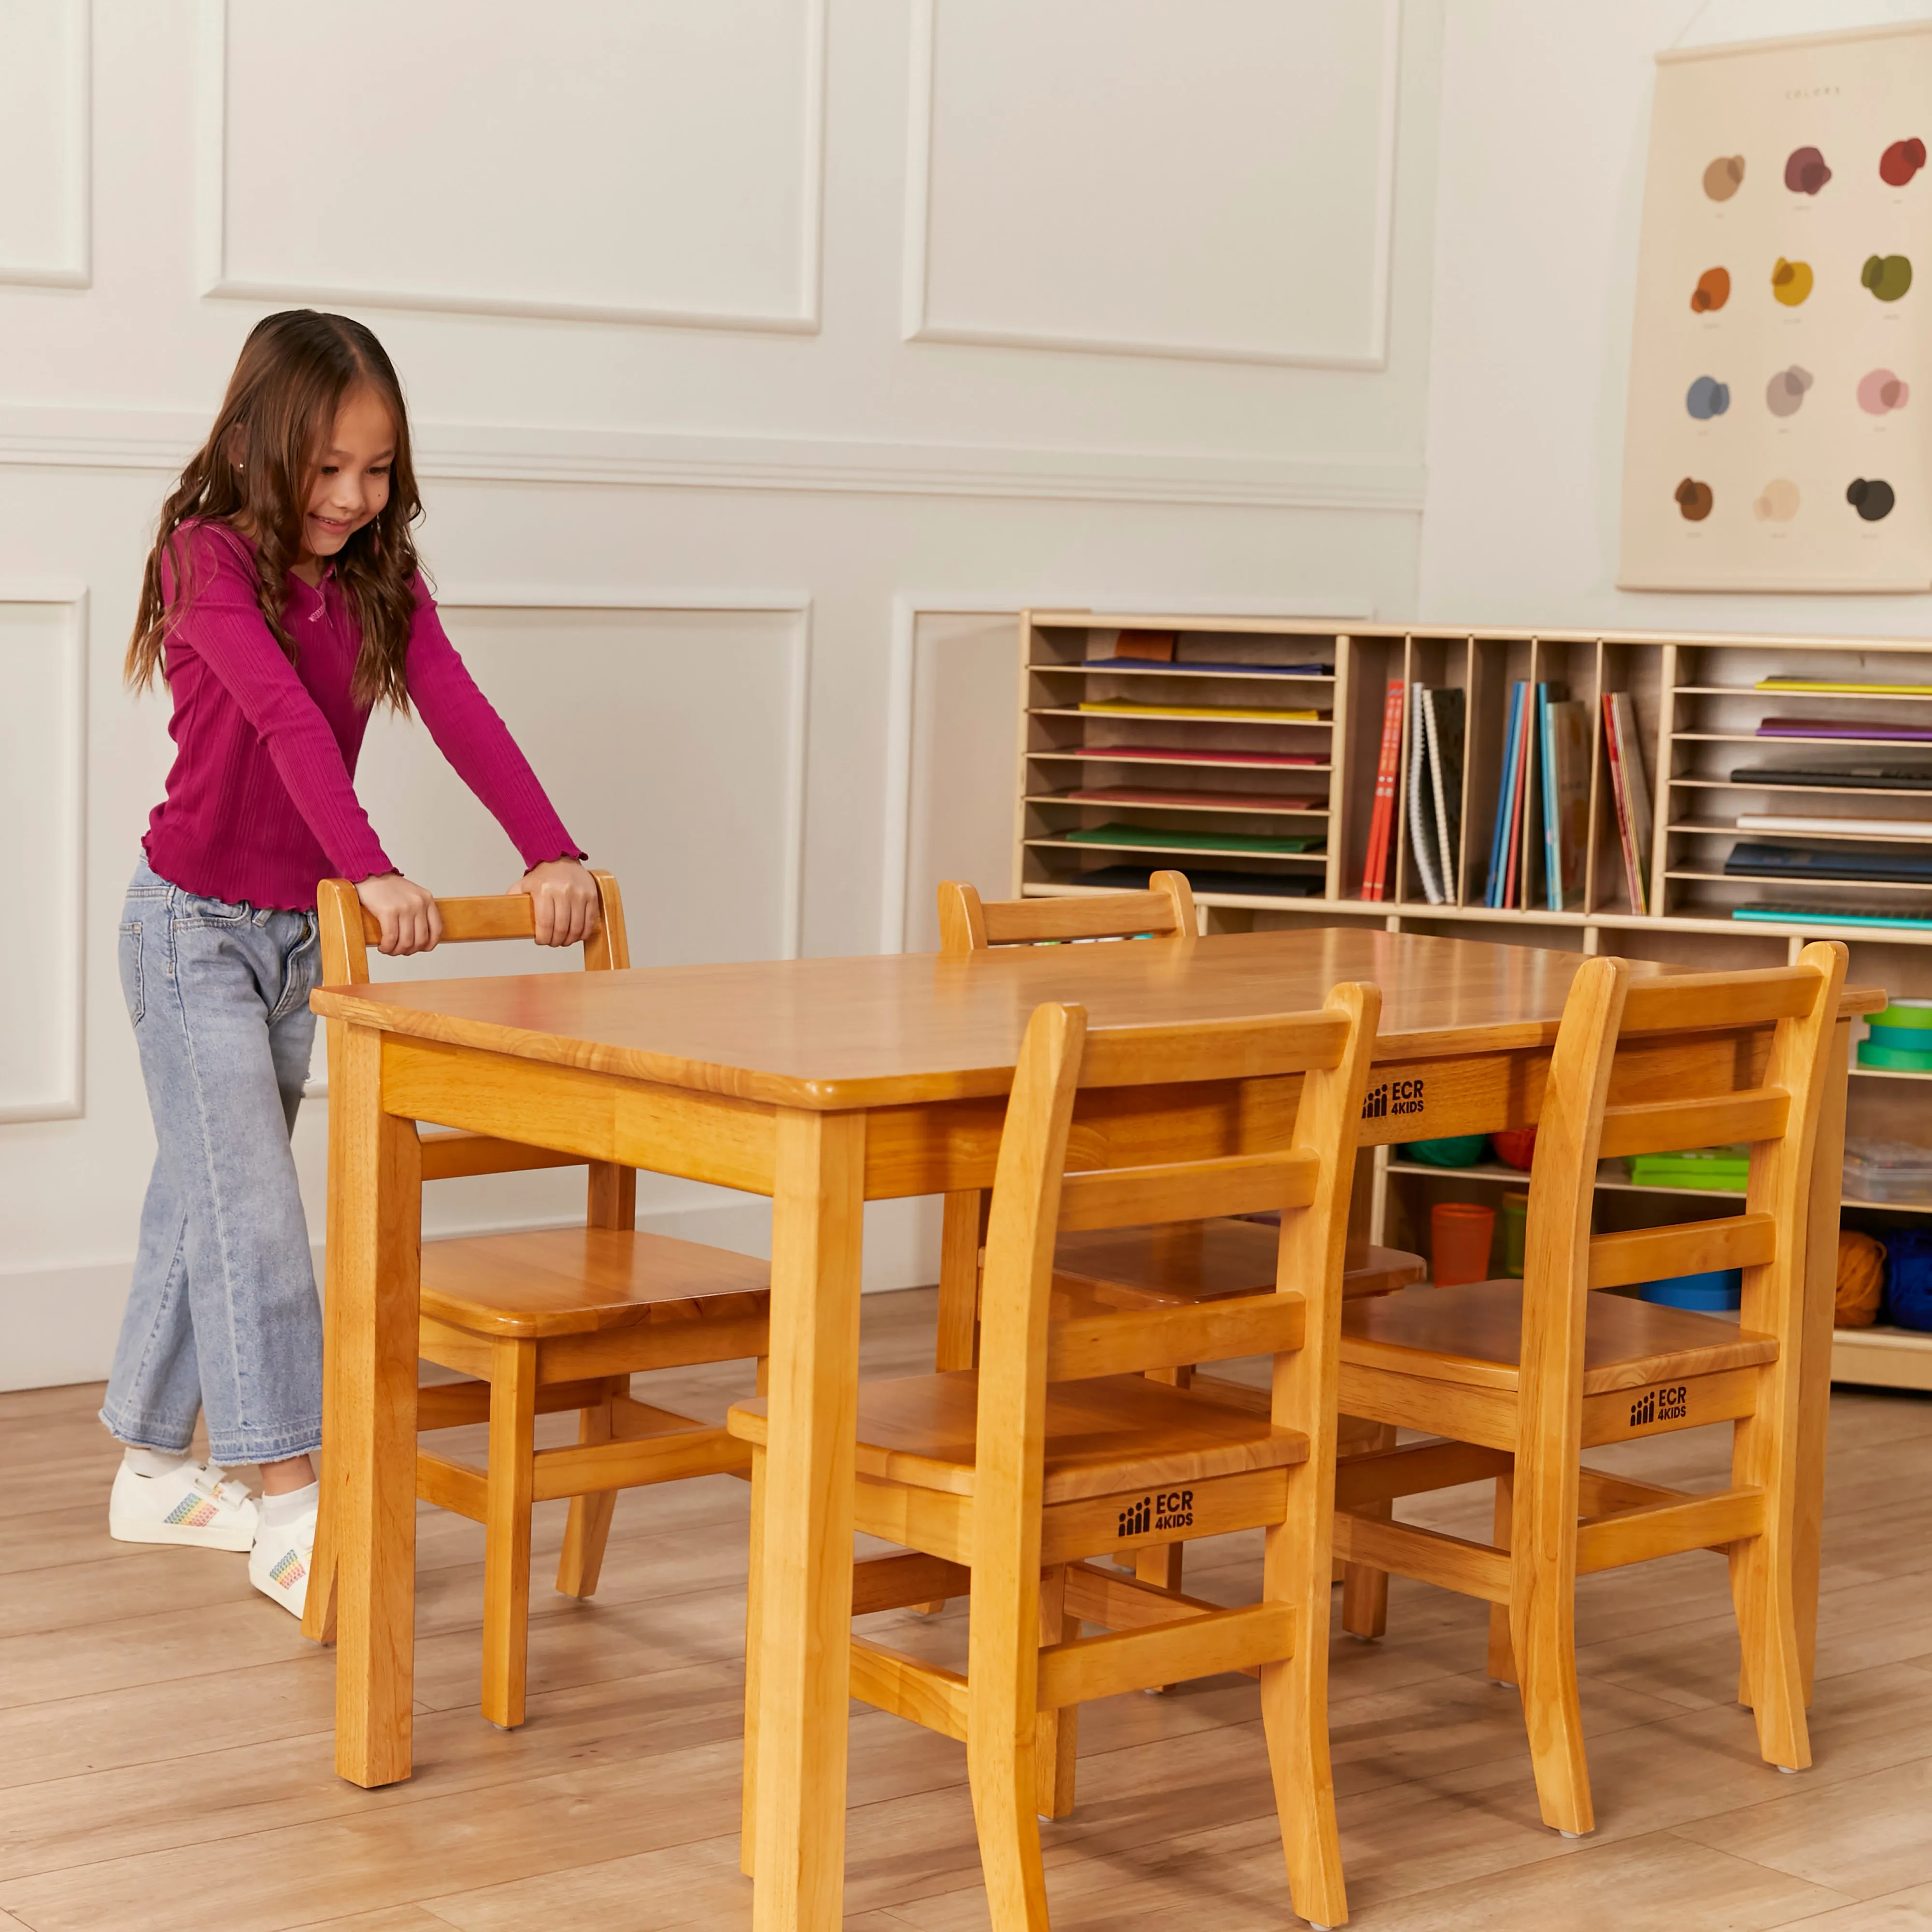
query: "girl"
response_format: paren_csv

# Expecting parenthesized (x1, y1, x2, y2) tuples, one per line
(104, 309, 599, 1618)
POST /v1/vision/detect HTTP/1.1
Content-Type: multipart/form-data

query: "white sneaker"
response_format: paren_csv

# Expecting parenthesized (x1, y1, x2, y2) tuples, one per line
(109, 1458, 259, 1551)
(249, 1502, 317, 1619)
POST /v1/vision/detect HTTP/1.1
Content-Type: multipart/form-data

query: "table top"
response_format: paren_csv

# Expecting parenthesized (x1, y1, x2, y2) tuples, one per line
(311, 927, 1880, 1112)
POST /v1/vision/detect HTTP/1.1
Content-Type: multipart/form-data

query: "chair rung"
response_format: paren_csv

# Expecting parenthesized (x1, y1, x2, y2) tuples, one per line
(1596, 1089, 1788, 1160)
(849, 1636, 968, 1741)
(1589, 1214, 1776, 1291)
(1332, 1511, 1510, 1604)
(1037, 1601, 1294, 1708)
(417, 1448, 488, 1522)
(610, 1393, 707, 1439)
(852, 1551, 971, 1617)
(1061, 1563, 1257, 1675)
(1047, 1291, 1304, 1382)
(415, 1376, 616, 1431)
(1332, 1439, 1511, 1512)
(1056, 1150, 1318, 1234)
(1577, 1486, 1764, 1572)
(531, 1425, 748, 1501)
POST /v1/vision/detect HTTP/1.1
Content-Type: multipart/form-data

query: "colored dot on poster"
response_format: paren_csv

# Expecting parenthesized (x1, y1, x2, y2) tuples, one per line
(1772, 257, 1814, 305)
(1862, 255, 1913, 301)
(1765, 366, 1813, 416)
(1690, 267, 1731, 313)
(1847, 478, 1896, 522)
(1784, 146, 1832, 194)
(1676, 478, 1715, 521)
(1880, 138, 1926, 187)
(1754, 481, 1800, 522)
(1686, 376, 1730, 419)
(1703, 155, 1745, 200)
(1857, 369, 1910, 413)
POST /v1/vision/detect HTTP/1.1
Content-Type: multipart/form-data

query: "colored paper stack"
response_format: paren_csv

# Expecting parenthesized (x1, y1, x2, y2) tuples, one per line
(1860, 999, 1932, 1070)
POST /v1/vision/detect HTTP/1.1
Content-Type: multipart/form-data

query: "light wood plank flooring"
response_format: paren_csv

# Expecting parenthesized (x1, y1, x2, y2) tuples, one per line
(3, 1288, 1931, 1932)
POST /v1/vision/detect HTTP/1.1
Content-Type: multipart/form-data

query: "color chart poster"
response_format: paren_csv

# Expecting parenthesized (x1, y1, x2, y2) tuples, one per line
(1620, 22, 1932, 592)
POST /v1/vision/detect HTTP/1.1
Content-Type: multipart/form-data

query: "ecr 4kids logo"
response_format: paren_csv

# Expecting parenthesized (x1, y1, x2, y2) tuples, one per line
(1117, 1490, 1194, 1539)
(1630, 1385, 1689, 1428)
(1361, 1077, 1425, 1122)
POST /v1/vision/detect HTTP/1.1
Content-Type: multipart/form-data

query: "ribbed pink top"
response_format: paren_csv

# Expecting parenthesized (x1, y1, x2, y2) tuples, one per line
(141, 522, 580, 909)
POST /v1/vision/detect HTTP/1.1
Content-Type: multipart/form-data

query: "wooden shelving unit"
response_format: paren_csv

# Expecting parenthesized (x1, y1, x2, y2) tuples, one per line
(1013, 611, 1932, 1391)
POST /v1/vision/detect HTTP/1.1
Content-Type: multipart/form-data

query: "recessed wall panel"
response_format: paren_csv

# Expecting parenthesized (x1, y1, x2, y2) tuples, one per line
(0, 0, 87, 284)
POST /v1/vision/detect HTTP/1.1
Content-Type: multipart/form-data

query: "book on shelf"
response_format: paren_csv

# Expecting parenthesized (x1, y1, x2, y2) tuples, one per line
(1076, 698, 1325, 723)
(1539, 689, 1590, 912)
(1502, 684, 1534, 908)
(1485, 681, 1526, 908)
(1422, 686, 1465, 904)
(1081, 656, 1331, 676)
(1406, 682, 1443, 905)
(1758, 718, 1932, 743)
(1063, 823, 1322, 855)
(1725, 841, 1932, 884)
(1063, 784, 1323, 812)
(1071, 863, 1323, 899)
(1730, 763, 1932, 791)
(1603, 692, 1654, 914)
(1738, 813, 1932, 839)
(1361, 679, 1405, 902)
(1757, 676, 1932, 696)
(1734, 904, 1932, 931)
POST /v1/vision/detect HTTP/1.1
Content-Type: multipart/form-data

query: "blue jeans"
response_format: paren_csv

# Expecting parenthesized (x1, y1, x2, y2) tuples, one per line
(101, 856, 325, 1465)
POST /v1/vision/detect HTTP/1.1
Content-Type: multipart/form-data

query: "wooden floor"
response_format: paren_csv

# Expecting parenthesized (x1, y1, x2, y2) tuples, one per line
(4, 1287, 1932, 1932)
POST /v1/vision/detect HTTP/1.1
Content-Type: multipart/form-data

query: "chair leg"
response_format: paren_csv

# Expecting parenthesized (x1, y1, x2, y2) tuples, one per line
(740, 1442, 766, 1878)
(556, 1376, 625, 1600)
(1506, 1488, 1591, 1836)
(1338, 1418, 1393, 1639)
(1133, 1367, 1192, 1614)
(1730, 1395, 1811, 1771)
(1487, 1470, 1518, 1686)
(481, 1336, 538, 1731)
(1258, 1514, 1347, 1931)
(966, 1558, 1051, 1931)
(1034, 1566, 1079, 1821)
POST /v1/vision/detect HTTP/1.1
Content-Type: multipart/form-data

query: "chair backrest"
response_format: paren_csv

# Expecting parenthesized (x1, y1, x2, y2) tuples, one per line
(938, 872, 1196, 955)
(1518, 941, 1848, 1443)
(972, 983, 1380, 1580)
(314, 873, 632, 1211)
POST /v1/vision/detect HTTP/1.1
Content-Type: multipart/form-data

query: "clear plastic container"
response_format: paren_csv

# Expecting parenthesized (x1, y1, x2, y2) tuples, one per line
(1843, 1138, 1932, 1205)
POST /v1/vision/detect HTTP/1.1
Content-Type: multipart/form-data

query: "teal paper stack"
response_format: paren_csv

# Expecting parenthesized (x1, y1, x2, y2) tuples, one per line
(1861, 999, 1932, 1071)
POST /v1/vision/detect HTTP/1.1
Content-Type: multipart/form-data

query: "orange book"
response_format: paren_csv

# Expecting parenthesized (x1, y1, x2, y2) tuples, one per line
(1362, 679, 1405, 900)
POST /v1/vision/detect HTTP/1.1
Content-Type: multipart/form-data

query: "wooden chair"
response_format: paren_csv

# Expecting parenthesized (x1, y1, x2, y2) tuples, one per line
(1332, 942, 1848, 1837)
(935, 876, 1423, 1612)
(731, 984, 1381, 1932)
(310, 874, 769, 1730)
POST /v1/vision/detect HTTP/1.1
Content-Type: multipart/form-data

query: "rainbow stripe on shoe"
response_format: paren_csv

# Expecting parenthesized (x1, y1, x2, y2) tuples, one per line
(269, 1549, 306, 1590)
(163, 1493, 221, 1530)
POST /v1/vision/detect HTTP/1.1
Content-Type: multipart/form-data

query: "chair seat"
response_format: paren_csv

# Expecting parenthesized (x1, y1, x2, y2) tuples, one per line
(1340, 1280, 1778, 1396)
(730, 1370, 1307, 1504)
(1054, 1218, 1424, 1307)
(420, 1227, 770, 1338)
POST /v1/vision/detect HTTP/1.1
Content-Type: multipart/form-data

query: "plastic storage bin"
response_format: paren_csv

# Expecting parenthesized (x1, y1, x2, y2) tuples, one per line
(1640, 1268, 1743, 1312)
(1844, 1139, 1932, 1206)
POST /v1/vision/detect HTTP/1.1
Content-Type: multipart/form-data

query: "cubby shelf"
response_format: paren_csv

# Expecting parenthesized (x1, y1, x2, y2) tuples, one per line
(1013, 610, 1932, 1390)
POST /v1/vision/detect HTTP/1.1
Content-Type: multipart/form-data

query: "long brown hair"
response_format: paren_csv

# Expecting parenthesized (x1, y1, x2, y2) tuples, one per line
(126, 310, 424, 711)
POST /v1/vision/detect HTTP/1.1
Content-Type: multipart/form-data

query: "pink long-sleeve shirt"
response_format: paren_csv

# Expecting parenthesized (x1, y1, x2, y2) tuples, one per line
(141, 521, 581, 909)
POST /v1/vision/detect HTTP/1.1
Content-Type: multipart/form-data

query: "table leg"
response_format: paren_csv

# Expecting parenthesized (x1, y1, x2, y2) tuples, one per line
(327, 1023, 424, 1788)
(1793, 1015, 1849, 1705)
(752, 1108, 867, 1932)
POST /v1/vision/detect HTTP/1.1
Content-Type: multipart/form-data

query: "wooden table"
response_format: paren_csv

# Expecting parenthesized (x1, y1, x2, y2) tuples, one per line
(308, 928, 1876, 1932)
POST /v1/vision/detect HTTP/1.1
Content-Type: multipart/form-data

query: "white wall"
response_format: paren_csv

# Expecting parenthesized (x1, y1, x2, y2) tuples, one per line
(1419, 0, 1932, 632)
(0, 0, 1446, 1388)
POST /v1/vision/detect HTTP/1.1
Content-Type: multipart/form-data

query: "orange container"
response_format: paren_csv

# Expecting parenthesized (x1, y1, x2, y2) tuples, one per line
(1431, 1202, 1497, 1288)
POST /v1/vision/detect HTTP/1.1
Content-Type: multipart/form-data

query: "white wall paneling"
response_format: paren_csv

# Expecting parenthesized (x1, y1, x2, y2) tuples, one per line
(0, 589, 87, 1123)
(0, 404, 1429, 514)
(0, 0, 90, 288)
(196, 0, 827, 332)
(879, 593, 1375, 954)
(904, 0, 1402, 367)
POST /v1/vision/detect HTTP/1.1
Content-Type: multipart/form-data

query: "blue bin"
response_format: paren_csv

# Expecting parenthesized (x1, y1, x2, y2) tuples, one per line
(1639, 1268, 1743, 1312)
